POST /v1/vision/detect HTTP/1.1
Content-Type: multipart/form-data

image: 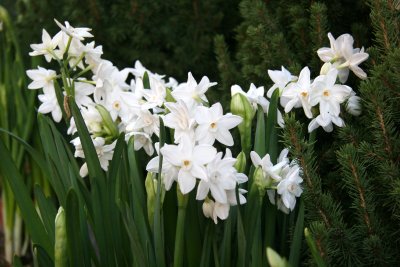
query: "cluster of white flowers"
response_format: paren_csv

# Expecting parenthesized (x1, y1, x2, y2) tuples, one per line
(27, 20, 248, 223)
(250, 149, 303, 213)
(265, 33, 368, 132)
(26, 20, 368, 223)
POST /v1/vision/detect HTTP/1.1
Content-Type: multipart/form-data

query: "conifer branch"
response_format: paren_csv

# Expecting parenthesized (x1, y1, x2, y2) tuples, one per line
(347, 156, 373, 235)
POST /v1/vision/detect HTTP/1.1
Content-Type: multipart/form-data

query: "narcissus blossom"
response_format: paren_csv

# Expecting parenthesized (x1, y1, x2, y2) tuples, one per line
(26, 66, 57, 91)
(54, 19, 93, 40)
(194, 103, 242, 146)
(71, 137, 116, 177)
(280, 67, 313, 118)
(172, 72, 217, 108)
(267, 66, 297, 97)
(29, 29, 62, 62)
(277, 165, 303, 211)
(160, 137, 217, 194)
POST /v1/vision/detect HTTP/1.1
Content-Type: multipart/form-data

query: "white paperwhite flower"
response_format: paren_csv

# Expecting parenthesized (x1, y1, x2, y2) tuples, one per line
(73, 81, 95, 108)
(172, 72, 217, 108)
(67, 104, 102, 135)
(340, 47, 369, 81)
(250, 149, 289, 182)
(194, 103, 242, 146)
(26, 66, 57, 91)
(160, 136, 217, 194)
(142, 77, 167, 110)
(56, 32, 86, 68)
(130, 60, 165, 81)
(310, 68, 352, 117)
(163, 101, 196, 143)
(93, 59, 132, 90)
(267, 66, 297, 97)
(126, 109, 160, 137)
(54, 19, 93, 40)
(126, 131, 154, 156)
(317, 32, 368, 82)
(94, 80, 138, 121)
(277, 165, 303, 211)
(317, 33, 354, 63)
(37, 87, 62, 122)
(196, 152, 238, 203)
(146, 142, 179, 191)
(280, 66, 313, 118)
(308, 113, 344, 133)
(71, 137, 116, 177)
(83, 41, 103, 68)
(29, 29, 62, 62)
(202, 198, 230, 224)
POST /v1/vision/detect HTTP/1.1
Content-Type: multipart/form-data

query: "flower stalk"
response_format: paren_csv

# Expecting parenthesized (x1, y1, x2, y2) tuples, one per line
(174, 189, 189, 267)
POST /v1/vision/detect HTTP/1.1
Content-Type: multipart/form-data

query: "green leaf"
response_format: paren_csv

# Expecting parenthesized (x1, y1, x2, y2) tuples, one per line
(0, 138, 53, 259)
(199, 222, 213, 267)
(304, 228, 327, 267)
(107, 134, 126, 181)
(120, 202, 148, 267)
(65, 189, 91, 267)
(254, 105, 266, 156)
(34, 185, 57, 245)
(289, 199, 304, 266)
(12, 255, 23, 267)
(34, 244, 54, 267)
(266, 89, 279, 162)
(0, 128, 49, 176)
(219, 213, 233, 267)
(126, 136, 155, 266)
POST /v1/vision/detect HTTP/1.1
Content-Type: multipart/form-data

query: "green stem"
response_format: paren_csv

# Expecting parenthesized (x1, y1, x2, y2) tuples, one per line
(70, 52, 86, 70)
(174, 191, 188, 267)
(63, 36, 73, 60)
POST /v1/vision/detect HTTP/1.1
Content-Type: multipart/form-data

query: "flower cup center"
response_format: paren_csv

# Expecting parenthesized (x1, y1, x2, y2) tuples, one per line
(182, 159, 192, 170)
(288, 183, 297, 193)
(113, 101, 121, 111)
(323, 90, 330, 97)
(301, 91, 308, 97)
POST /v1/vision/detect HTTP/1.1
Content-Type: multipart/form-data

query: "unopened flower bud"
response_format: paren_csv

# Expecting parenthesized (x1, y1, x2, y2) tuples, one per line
(96, 104, 119, 139)
(145, 172, 157, 225)
(230, 89, 255, 123)
(253, 166, 268, 197)
(320, 62, 333, 75)
(55, 207, 68, 267)
(202, 198, 215, 219)
(234, 151, 246, 173)
(346, 95, 362, 116)
(231, 89, 255, 153)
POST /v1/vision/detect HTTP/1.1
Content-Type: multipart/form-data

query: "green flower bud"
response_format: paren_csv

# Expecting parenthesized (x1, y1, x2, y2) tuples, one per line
(231, 93, 255, 153)
(230, 92, 255, 123)
(234, 151, 246, 173)
(266, 247, 290, 267)
(95, 104, 119, 139)
(55, 207, 68, 267)
(253, 166, 268, 197)
(145, 172, 157, 228)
